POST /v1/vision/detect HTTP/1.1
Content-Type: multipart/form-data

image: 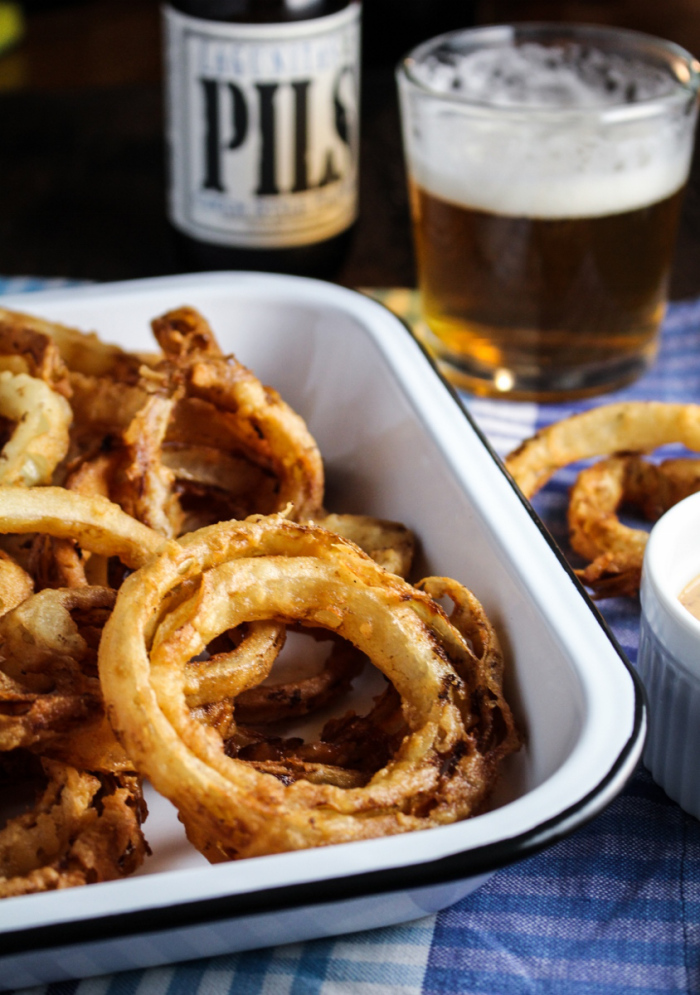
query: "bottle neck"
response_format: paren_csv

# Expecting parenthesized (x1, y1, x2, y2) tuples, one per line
(167, 0, 350, 22)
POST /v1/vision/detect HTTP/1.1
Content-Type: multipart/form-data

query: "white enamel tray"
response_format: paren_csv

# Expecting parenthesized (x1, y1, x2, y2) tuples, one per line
(0, 273, 646, 990)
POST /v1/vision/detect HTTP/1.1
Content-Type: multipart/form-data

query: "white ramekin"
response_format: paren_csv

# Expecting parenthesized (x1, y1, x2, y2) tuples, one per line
(638, 490, 700, 818)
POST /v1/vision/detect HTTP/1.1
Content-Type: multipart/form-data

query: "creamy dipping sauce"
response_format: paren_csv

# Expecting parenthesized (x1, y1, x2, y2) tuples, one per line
(679, 574, 700, 621)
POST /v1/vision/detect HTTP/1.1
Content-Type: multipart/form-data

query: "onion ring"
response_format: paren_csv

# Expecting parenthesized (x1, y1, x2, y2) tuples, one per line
(99, 516, 519, 861)
(65, 307, 325, 531)
(505, 402, 700, 596)
(0, 758, 148, 897)
(0, 371, 72, 486)
(505, 401, 700, 499)
(0, 587, 114, 754)
(0, 308, 71, 394)
(568, 455, 700, 597)
(0, 485, 165, 569)
(152, 308, 325, 520)
(0, 306, 156, 380)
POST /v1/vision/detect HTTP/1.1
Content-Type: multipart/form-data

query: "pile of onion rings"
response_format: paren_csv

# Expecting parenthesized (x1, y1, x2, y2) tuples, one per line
(505, 401, 700, 597)
(99, 514, 519, 859)
(0, 305, 519, 892)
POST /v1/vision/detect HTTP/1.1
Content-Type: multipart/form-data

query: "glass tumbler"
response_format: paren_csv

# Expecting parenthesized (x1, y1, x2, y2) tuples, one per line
(396, 23, 700, 400)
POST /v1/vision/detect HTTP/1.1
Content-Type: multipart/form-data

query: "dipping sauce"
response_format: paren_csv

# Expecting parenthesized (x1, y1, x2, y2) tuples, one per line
(679, 574, 700, 621)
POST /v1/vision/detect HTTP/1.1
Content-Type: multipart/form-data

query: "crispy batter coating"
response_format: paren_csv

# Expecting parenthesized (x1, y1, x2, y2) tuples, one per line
(0, 759, 149, 897)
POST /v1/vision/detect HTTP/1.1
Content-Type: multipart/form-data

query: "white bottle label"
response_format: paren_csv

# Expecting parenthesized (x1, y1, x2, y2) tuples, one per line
(164, 4, 361, 249)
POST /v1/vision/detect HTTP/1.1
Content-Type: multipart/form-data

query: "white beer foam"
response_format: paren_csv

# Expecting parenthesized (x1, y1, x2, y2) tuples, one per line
(411, 147, 689, 219)
(407, 42, 692, 218)
(412, 42, 675, 108)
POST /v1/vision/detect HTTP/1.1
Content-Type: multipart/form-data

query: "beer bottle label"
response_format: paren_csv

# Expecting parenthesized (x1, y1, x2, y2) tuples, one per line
(164, 4, 361, 248)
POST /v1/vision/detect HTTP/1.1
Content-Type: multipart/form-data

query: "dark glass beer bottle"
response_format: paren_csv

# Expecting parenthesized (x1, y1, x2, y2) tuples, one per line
(163, 0, 361, 278)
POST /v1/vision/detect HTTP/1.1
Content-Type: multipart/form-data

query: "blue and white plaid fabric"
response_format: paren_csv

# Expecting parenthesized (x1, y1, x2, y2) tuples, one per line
(6, 283, 700, 995)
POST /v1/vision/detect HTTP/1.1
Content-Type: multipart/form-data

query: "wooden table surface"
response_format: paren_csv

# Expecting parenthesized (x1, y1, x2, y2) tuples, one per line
(1, 0, 699, 300)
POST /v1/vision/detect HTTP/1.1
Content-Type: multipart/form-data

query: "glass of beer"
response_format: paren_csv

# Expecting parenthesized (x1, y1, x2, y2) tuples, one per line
(396, 23, 700, 400)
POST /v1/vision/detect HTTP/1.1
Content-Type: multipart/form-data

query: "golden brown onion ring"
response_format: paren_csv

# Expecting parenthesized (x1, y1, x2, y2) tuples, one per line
(0, 371, 73, 486)
(66, 307, 325, 530)
(0, 759, 148, 897)
(505, 402, 700, 597)
(0, 587, 115, 754)
(0, 308, 71, 394)
(505, 401, 700, 499)
(183, 621, 286, 709)
(568, 455, 700, 597)
(153, 308, 325, 520)
(99, 516, 518, 861)
(0, 307, 157, 379)
(0, 485, 165, 569)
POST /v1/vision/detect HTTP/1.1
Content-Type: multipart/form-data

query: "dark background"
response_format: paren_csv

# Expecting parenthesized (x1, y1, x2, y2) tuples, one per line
(1, 0, 699, 297)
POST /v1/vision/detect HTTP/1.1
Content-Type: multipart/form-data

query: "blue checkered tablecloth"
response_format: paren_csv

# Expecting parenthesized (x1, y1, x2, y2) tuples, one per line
(5, 278, 700, 995)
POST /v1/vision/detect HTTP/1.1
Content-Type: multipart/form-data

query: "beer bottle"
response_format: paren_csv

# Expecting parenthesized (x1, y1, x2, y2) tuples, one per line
(163, 0, 361, 278)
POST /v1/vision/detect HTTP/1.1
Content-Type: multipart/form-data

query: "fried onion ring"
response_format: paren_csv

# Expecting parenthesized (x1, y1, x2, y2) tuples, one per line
(152, 308, 325, 520)
(0, 371, 72, 486)
(568, 455, 700, 597)
(505, 402, 700, 499)
(0, 587, 114, 754)
(99, 516, 519, 861)
(0, 758, 148, 897)
(183, 622, 286, 709)
(0, 308, 71, 394)
(64, 307, 326, 532)
(0, 485, 165, 569)
(505, 402, 700, 597)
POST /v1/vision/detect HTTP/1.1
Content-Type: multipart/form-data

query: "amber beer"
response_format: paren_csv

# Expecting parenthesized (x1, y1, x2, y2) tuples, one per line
(397, 23, 700, 399)
(410, 182, 686, 399)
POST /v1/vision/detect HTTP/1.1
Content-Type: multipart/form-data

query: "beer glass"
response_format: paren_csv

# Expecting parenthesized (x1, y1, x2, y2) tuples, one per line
(396, 23, 700, 400)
